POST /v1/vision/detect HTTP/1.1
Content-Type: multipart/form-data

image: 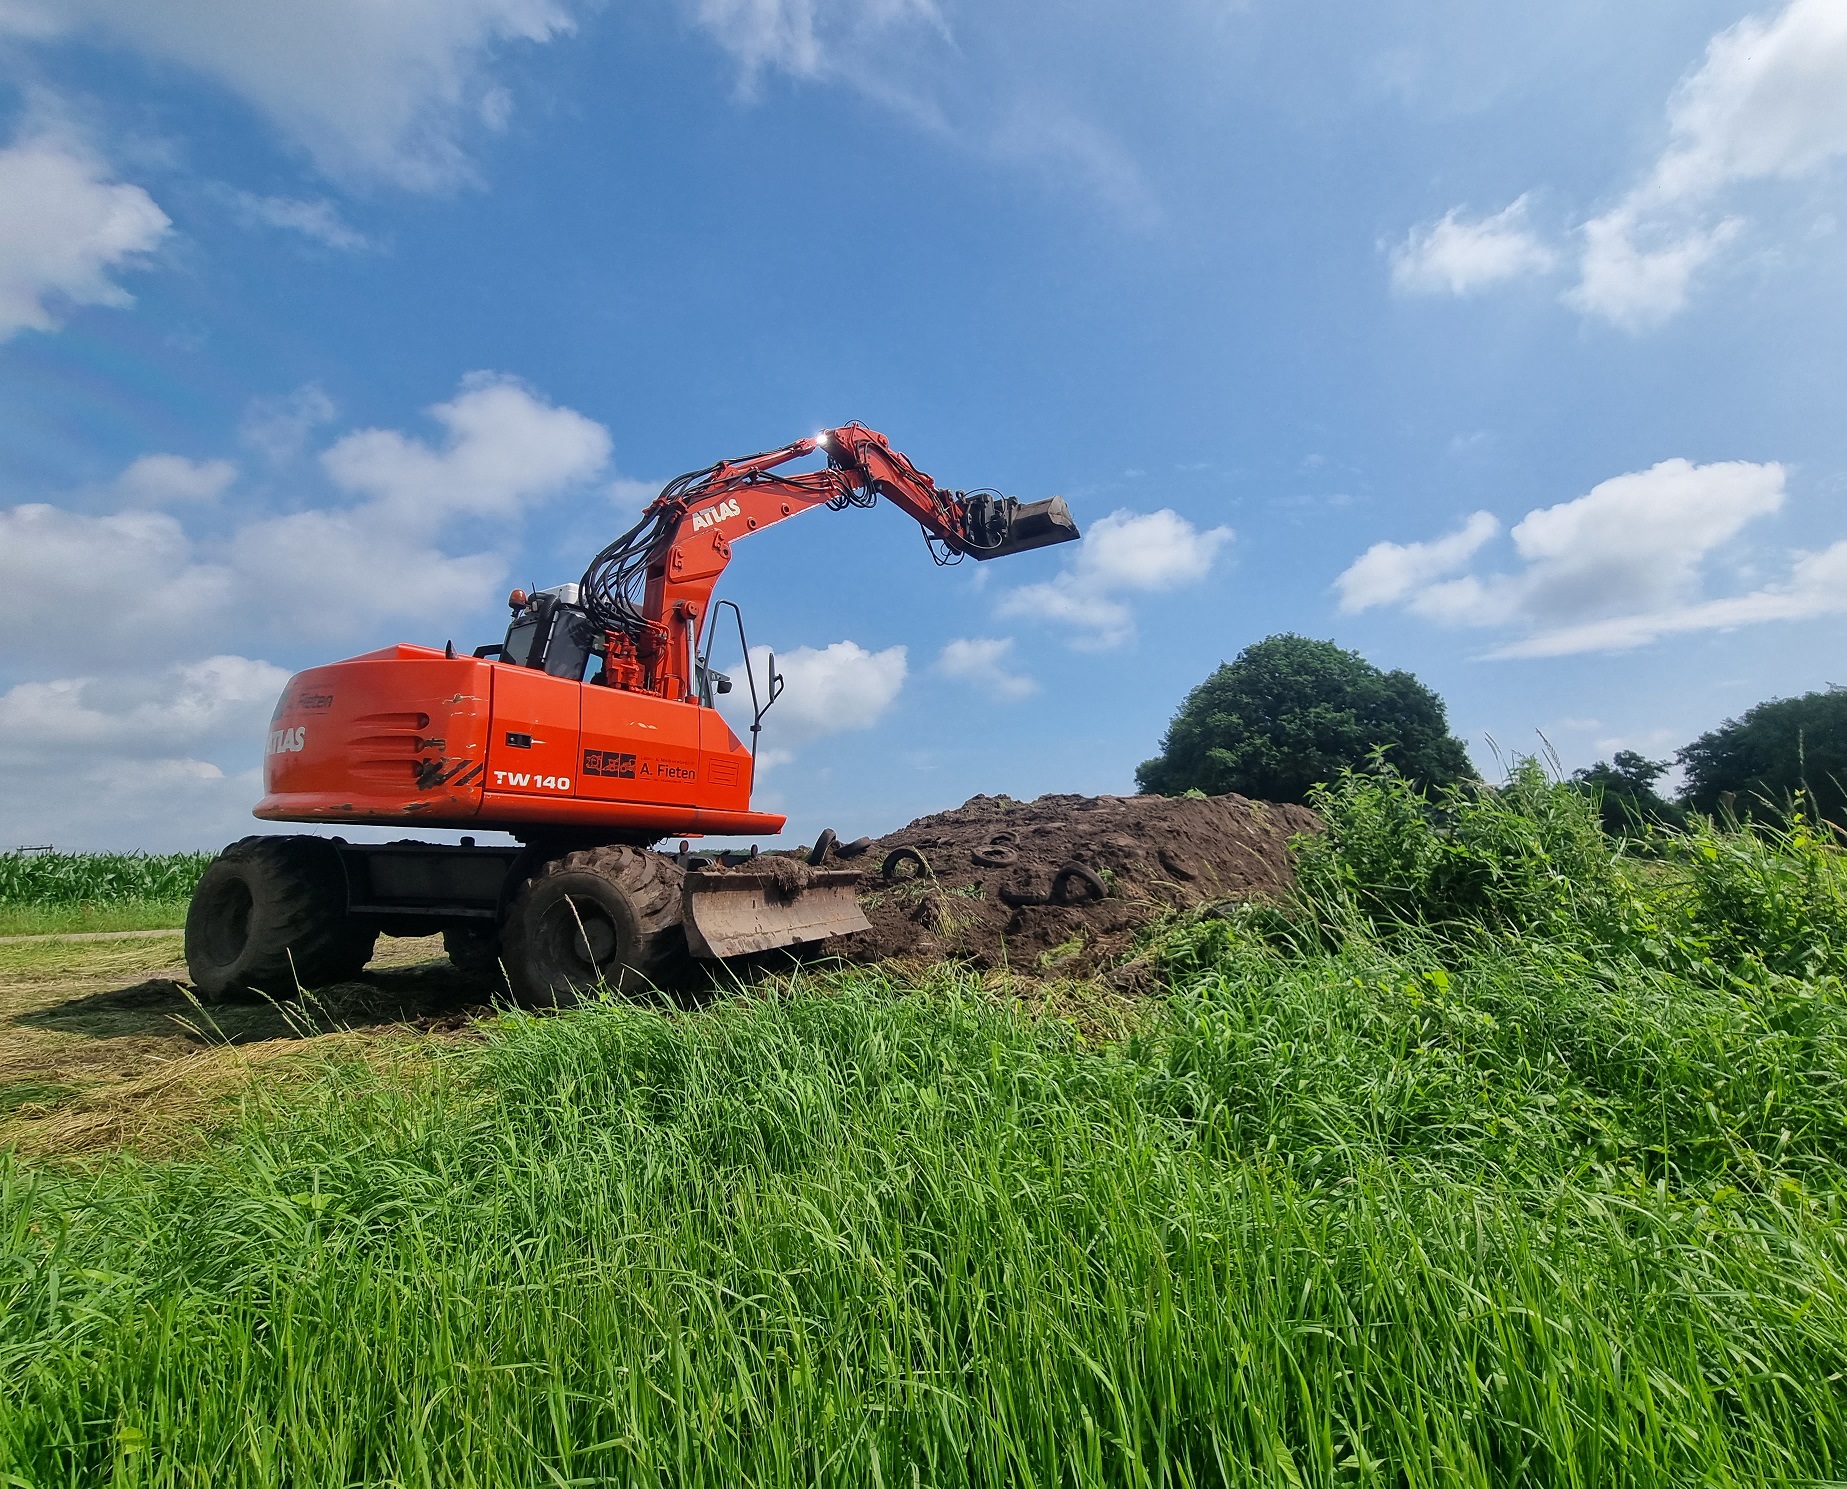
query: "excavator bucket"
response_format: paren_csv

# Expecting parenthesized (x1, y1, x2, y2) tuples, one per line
(681, 866, 871, 959)
(972, 496, 1081, 560)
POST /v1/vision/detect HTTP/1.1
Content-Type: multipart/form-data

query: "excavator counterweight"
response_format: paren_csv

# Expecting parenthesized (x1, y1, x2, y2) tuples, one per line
(185, 424, 1078, 1006)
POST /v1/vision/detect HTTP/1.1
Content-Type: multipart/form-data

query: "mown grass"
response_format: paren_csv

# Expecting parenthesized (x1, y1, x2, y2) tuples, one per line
(0, 901, 192, 938)
(0, 851, 208, 937)
(3, 774, 1847, 1485)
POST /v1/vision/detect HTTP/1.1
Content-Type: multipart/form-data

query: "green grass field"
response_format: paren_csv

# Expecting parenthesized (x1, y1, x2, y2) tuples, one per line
(3, 778, 1846, 1486)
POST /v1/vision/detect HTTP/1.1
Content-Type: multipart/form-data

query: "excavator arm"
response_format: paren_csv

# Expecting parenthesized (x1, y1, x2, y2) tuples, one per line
(576, 423, 1079, 702)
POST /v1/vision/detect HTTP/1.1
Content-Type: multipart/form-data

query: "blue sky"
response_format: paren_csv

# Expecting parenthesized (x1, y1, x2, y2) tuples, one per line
(2, 0, 1845, 851)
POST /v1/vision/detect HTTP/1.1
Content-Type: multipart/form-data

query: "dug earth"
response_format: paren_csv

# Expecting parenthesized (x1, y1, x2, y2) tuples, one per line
(771, 790, 1320, 981)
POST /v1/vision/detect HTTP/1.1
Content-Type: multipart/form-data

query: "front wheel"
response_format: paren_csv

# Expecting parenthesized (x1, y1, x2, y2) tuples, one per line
(499, 846, 685, 1009)
(184, 836, 376, 1001)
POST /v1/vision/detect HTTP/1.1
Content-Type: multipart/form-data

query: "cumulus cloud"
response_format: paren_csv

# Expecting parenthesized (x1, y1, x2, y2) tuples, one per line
(114, 453, 238, 505)
(998, 507, 1233, 649)
(0, 0, 578, 190)
(0, 504, 233, 662)
(0, 655, 292, 850)
(0, 373, 610, 666)
(1565, 0, 1847, 327)
(322, 373, 610, 521)
(934, 637, 1036, 700)
(1334, 458, 1845, 656)
(1395, 0, 1847, 329)
(0, 133, 170, 340)
(716, 639, 908, 761)
(0, 655, 288, 761)
(1390, 196, 1557, 296)
(1336, 511, 1499, 612)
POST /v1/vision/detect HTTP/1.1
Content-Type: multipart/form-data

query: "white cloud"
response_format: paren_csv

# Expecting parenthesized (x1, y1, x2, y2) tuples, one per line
(1336, 510, 1498, 612)
(0, 504, 233, 661)
(1390, 196, 1557, 296)
(1564, 0, 1847, 327)
(227, 510, 506, 638)
(0, 656, 292, 850)
(0, 756, 266, 852)
(934, 637, 1037, 700)
(1335, 458, 1844, 656)
(1, 0, 578, 190)
(114, 453, 238, 505)
(0, 655, 288, 760)
(224, 190, 373, 251)
(1651, 0, 1847, 200)
(718, 639, 908, 752)
(1491, 538, 1847, 658)
(322, 372, 610, 520)
(998, 507, 1234, 649)
(0, 133, 169, 340)
(0, 373, 610, 666)
(1564, 207, 1743, 331)
(240, 385, 338, 464)
(1394, 0, 1847, 329)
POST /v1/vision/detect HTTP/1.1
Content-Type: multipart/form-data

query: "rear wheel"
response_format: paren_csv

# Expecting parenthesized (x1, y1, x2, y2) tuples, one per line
(500, 846, 685, 1009)
(184, 836, 376, 1001)
(442, 925, 507, 989)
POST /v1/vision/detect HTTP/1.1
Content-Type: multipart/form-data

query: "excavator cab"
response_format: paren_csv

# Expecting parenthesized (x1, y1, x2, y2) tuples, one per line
(481, 584, 598, 682)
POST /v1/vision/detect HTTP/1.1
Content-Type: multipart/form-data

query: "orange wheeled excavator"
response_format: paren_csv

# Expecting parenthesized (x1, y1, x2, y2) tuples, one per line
(184, 424, 1079, 1005)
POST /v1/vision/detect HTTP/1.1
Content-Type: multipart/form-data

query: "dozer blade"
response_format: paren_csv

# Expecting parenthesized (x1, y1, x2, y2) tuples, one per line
(682, 867, 870, 959)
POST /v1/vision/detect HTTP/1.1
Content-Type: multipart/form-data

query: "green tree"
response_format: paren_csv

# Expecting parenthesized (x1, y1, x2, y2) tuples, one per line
(1570, 750, 1685, 835)
(1677, 686, 1847, 830)
(1136, 633, 1475, 804)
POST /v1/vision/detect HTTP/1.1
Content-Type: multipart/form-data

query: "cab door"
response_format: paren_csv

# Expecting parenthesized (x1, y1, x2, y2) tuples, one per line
(579, 685, 706, 807)
(485, 665, 581, 801)
(697, 705, 754, 814)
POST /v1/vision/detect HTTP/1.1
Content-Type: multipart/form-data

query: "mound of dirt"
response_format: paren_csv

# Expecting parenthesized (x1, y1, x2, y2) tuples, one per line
(817, 791, 1319, 981)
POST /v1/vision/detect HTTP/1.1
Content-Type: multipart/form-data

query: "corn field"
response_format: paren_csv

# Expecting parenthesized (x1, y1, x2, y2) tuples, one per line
(0, 851, 213, 906)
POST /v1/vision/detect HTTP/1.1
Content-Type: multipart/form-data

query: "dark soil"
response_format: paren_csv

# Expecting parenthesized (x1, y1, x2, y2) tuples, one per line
(809, 791, 1319, 982)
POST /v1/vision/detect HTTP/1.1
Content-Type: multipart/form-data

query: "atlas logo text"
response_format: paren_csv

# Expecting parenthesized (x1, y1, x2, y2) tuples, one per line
(266, 727, 306, 755)
(690, 497, 742, 532)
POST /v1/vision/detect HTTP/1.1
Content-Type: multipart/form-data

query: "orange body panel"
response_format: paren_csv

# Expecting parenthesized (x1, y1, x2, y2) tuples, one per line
(255, 644, 784, 837)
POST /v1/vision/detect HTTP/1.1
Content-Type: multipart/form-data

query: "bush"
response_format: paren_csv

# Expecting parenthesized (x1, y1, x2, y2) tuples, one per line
(1290, 757, 1627, 943)
(1136, 633, 1474, 803)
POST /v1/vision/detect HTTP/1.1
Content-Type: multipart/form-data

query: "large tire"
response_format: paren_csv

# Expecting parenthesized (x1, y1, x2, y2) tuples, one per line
(184, 836, 377, 1001)
(500, 846, 685, 1009)
(443, 926, 507, 990)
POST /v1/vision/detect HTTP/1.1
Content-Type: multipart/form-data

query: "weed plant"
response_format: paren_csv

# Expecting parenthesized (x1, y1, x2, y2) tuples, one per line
(4, 781, 1847, 1485)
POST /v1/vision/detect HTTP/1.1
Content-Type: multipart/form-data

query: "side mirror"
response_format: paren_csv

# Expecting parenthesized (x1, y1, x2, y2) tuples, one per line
(715, 676, 733, 694)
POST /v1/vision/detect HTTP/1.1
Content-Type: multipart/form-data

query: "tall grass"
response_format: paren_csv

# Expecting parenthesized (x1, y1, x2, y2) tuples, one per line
(4, 777, 1847, 1485)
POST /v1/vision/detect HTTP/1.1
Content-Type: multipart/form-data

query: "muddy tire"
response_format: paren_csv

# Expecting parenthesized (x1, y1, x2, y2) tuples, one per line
(442, 926, 507, 988)
(500, 846, 685, 1009)
(184, 836, 376, 1001)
